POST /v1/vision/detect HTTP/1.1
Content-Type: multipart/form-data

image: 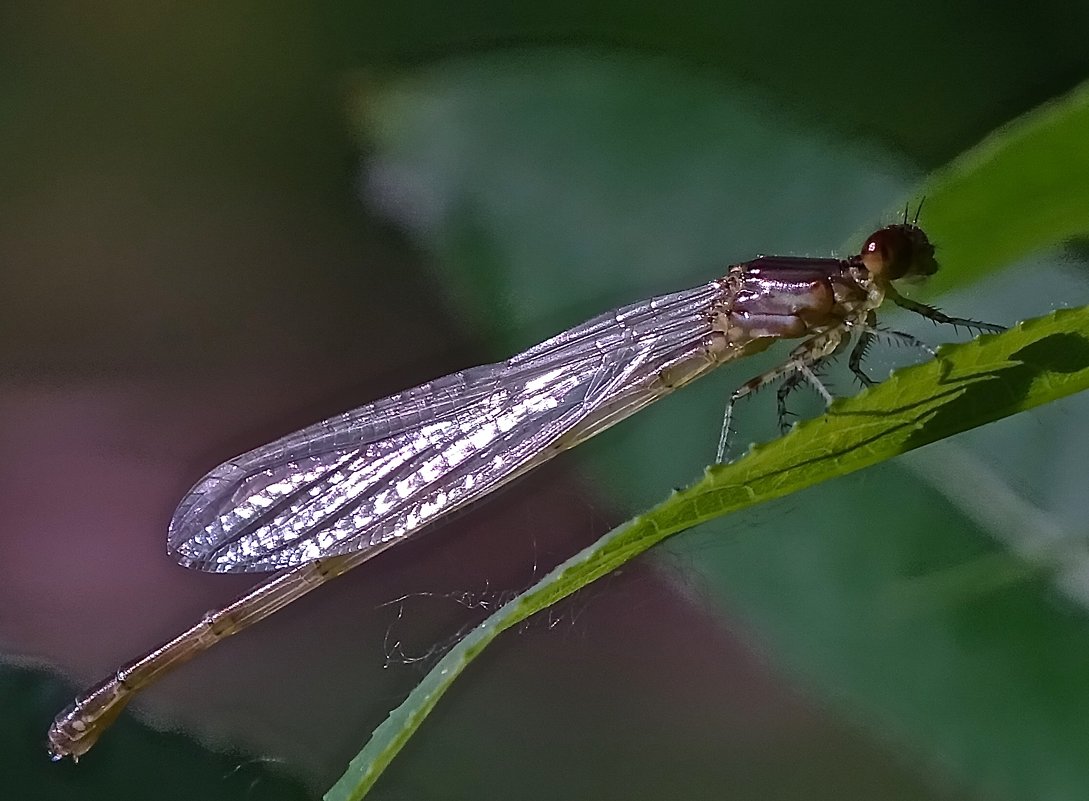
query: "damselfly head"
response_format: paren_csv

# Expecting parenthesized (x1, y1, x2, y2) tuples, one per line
(858, 223, 939, 282)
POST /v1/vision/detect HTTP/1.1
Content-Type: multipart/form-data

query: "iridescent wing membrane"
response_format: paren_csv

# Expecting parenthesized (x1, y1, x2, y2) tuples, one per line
(168, 282, 724, 573)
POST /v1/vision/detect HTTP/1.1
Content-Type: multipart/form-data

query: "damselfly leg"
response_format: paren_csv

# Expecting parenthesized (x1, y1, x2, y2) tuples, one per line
(886, 285, 1006, 336)
(716, 325, 844, 463)
(716, 276, 1005, 462)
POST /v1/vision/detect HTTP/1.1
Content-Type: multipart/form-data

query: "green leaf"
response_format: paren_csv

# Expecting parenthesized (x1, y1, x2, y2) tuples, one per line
(325, 309, 1089, 801)
(345, 51, 1089, 801)
(858, 78, 1089, 293)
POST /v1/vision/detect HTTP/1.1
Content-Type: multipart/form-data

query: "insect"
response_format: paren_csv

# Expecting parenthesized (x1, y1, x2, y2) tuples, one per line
(48, 217, 1002, 760)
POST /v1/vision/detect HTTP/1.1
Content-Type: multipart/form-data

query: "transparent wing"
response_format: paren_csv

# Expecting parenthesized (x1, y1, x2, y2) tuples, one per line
(169, 281, 727, 573)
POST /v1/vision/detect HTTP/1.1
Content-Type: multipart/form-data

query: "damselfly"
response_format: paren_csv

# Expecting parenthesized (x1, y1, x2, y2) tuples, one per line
(48, 219, 1002, 760)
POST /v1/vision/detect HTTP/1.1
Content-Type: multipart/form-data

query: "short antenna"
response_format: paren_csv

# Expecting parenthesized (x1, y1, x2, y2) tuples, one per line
(913, 196, 926, 226)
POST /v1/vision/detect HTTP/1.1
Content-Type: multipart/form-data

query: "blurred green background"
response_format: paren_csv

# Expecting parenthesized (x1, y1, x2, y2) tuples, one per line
(4, 3, 1089, 800)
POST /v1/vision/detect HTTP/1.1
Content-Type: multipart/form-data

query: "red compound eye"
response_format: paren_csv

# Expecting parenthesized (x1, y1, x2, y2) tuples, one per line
(860, 224, 939, 281)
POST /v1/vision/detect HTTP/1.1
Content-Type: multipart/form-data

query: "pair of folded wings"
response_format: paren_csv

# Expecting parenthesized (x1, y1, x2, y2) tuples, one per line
(168, 282, 725, 573)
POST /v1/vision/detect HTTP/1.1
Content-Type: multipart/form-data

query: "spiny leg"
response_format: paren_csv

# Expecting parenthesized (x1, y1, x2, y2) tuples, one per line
(796, 362, 834, 405)
(716, 329, 844, 463)
(776, 373, 805, 433)
(775, 361, 836, 434)
(852, 310, 944, 388)
(869, 326, 937, 356)
(718, 364, 791, 463)
(849, 311, 879, 388)
(885, 285, 1005, 335)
